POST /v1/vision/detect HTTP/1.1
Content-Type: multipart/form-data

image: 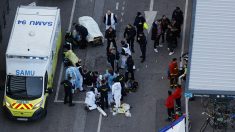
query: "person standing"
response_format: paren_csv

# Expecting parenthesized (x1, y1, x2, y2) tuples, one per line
(98, 80, 110, 109)
(105, 27, 117, 54)
(103, 10, 117, 30)
(137, 32, 147, 63)
(160, 15, 170, 43)
(75, 24, 88, 49)
(166, 21, 178, 56)
(168, 58, 179, 88)
(61, 76, 75, 106)
(134, 12, 146, 37)
(172, 7, 183, 37)
(172, 85, 182, 111)
(124, 24, 136, 52)
(125, 55, 135, 82)
(151, 20, 163, 53)
(107, 47, 119, 72)
(165, 90, 174, 121)
(112, 79, 122, 109)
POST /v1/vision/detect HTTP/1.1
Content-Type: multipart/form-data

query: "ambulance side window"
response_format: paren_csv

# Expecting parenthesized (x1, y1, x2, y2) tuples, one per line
(44, 72, 48, 92)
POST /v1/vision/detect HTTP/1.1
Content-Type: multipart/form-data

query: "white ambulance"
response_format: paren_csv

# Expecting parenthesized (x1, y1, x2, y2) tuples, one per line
(3, 5, 61, 121)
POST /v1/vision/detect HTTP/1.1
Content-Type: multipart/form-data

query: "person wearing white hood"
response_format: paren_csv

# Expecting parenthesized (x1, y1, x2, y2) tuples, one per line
(120, 40, 131, 69)
(112, 79, 122, 109)
(85, 88, 97, 110)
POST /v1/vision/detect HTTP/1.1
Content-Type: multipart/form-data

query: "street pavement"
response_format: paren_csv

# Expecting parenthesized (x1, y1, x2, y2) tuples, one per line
(0, 0, 233, 132)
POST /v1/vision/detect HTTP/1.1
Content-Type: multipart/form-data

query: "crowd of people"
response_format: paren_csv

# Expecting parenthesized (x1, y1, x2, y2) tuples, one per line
(61, 6, 186, 119)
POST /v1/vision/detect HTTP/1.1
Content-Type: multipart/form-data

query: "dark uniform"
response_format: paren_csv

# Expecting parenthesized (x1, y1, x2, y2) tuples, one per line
(75, 24, 88, 49)
(137, 33, 147, 62)
(134, 12, 146, 38)
(61, 79, 75, 106)
(160, 15, 170, 43)
(98, 84, 109, 109)
(172, 7, 183, 37)
(124, 24, 136, 52)
(125, 55, 135, 82)
(105, 27, 117, 54)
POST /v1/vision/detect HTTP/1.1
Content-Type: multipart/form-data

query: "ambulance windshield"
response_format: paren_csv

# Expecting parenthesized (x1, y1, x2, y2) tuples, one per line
(6, 75, 43, 100)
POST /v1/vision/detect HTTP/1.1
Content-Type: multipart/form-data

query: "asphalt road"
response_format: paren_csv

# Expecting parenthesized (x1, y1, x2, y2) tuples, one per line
(0, 0, 233, 132)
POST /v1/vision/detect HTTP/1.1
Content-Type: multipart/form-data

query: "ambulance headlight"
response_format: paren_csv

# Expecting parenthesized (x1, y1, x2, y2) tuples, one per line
(5, 101, 11, 107)
(33, 101, 43, 109)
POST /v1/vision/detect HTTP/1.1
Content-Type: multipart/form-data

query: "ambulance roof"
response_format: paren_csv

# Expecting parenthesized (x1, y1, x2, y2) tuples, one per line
(6, 6, 60, 57)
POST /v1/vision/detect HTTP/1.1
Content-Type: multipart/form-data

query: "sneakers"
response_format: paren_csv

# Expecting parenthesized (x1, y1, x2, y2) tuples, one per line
(159, 44, 163, 47)
(154, 48, 158, 53)
(169, 52, 174, 55)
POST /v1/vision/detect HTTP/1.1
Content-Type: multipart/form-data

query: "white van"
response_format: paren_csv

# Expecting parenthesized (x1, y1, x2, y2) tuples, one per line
(3, 5, 61, 121)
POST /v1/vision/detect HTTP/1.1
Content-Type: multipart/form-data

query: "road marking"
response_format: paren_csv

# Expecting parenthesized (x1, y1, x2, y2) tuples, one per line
(97, 114, 102, 132)
(68, 0, 77, 32)
(121, 12, 124, 16)
(116, 2, 119, 10)
(54, 100, 84, 104)
(120, 18, 123, 22)
(54, 0, 77, 103)
(123, 1, 125, 5)
(149, 0, 154, 11)
(122, 6, 125, 10)
(54, 63, 64, 102)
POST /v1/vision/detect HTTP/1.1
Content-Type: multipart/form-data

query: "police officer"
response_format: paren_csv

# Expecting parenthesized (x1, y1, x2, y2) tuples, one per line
(61, 76, 75, 106)
(134, 12, 146, 38)
(124, 24, 136, 53)
(137, 32, 147, 63)
(98, 80, 110, 109)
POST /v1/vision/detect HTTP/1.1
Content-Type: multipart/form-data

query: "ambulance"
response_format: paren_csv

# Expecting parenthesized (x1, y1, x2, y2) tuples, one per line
(3, 5, 61, 121)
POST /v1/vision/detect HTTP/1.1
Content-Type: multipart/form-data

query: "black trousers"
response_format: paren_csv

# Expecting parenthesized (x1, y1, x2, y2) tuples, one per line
(167, 108, 175, 119)
(175, 98, 181, 110)
(100, 94, 109, 109)
(125, 70, 135, 82)
(64, 91, 73, 105)
(80, 36, 87, 49)
(161, 28, 167, 43)
(126, 38, 135, 51)
(168, 37, 177, 52)
(106, 39, 117, 53)
(153, 35, 161, 48)
(140, 44, 146, 59)
(170, 75, 178, 88)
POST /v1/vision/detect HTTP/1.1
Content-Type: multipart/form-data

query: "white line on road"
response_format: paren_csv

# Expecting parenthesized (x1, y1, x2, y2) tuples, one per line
(123, 1, 125, 5)
(68, 0, 77, 32)
(54, 63, 64, 102)
(116, 2, 119, 10)
(120, 18, 123, 22)
(122, 6, 125, 10)
(54, 0, 77, 103)
(121, 12, 124, 16)
(149, 0, 154, 11)
(97, 114, 102, 132)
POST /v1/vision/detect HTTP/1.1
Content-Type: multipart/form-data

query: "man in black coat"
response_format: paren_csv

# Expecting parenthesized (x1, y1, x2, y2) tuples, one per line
(134, 12, 146, 38)
(151, 20, 162, 53)
(160, 15, 170, 43)
(61, 76, 75, 106)
(125, 55, 135, 82)
(172, 7, 183, 37)
(105, 27, 117, 54)
(75, 24, 88, 49)
(137, 32, 147, 63)
(124, 24, 136, 53)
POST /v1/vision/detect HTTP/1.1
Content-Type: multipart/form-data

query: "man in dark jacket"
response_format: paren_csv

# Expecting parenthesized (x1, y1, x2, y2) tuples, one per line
(98, 80, 110, 109)
(172, 7, 183, 37)
(124, 24, 136, 53)
(160, 15, 170, 43)
(151, 20, 162, 53)
(166, 20, 178, 56)
(75, 24, 88, 49)
(107, 47, 119, 72)
(125, 55, 135, 82)
(137, 32, 147, 63)
(134, 12, 146, 38)
(61, 76, 75, 106)
(165, 90, 174, 121)
(103, 10, 117, 30)
(105, 27, 117, 54)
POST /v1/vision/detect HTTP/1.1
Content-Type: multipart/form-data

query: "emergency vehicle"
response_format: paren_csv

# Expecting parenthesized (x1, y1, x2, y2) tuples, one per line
(3, 5, 61, 121)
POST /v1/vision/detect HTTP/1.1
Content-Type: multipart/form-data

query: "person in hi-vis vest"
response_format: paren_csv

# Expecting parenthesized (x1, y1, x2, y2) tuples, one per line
(103, 10, 117, 30)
